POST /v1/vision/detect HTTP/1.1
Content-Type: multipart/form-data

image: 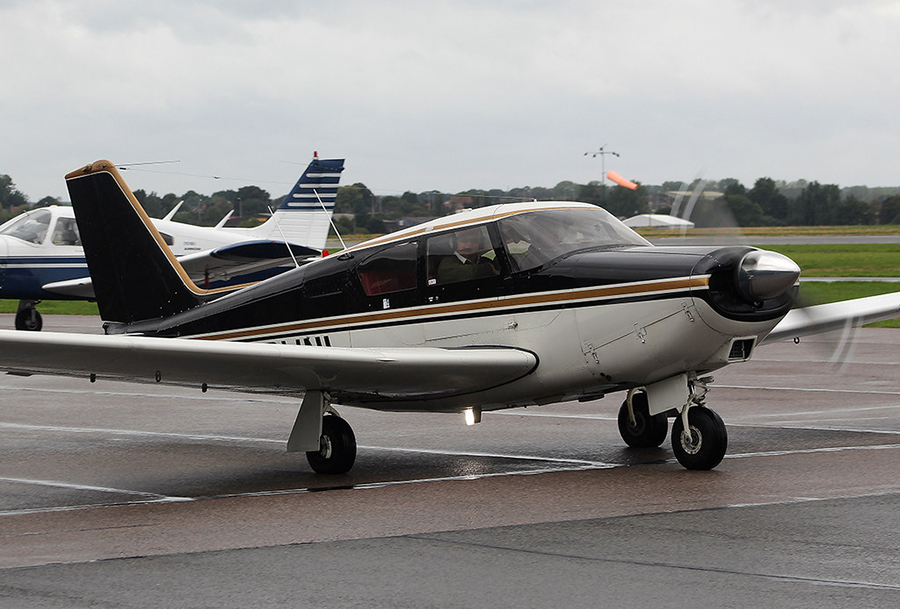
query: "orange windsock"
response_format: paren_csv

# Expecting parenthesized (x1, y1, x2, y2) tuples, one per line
(607, 170, 638, 190)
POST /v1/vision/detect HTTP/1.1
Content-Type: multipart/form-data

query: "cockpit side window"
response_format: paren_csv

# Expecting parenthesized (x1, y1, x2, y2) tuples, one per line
(498, 207, 650, 272)
(0, 209, 52, 244)
(426, 225, 499, 285)
(51, 217, 81, 246)
(357, 241, 418, 296)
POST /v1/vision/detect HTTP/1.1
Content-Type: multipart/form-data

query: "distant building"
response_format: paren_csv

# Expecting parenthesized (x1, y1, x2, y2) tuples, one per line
(381, 217, 438, 233)
(447, 196, 474, 212)
(623, 214, 695, 229)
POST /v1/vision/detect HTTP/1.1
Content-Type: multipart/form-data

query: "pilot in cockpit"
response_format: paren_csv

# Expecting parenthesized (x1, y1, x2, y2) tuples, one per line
(436, 227, 499, 284)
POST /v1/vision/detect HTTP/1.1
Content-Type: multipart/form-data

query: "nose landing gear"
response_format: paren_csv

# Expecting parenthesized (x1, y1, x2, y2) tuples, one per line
(671, 377, 727, 470)
(616, 376, 728, 470)
(15, 300, 43, 331)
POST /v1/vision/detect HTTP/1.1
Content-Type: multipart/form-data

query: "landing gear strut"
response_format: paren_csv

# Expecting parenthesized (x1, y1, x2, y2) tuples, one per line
(287, 391, 357, 474)
(671, 377, 727, 470)
(15, 300, 43, 331)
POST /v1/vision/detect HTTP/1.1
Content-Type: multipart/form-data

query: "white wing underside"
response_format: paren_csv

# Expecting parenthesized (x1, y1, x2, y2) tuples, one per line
(0, 330, 537, 407)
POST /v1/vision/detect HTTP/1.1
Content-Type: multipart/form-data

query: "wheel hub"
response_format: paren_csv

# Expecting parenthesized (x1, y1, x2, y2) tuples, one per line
(318, 434, 333, 459)
(628, 412, 646, 434)
(680, 426, 702, 455)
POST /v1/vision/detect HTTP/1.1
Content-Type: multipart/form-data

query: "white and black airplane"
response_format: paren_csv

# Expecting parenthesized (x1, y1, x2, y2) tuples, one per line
(1, 160, 899, 473)
(0, 154, 344, 330)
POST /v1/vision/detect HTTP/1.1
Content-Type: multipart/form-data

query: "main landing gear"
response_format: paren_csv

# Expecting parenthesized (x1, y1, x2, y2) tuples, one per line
(617, 377, 728, 470)
(618, 390, 668, 448)
(287, 390, 357, 474)
(306, 414, 357, 474)
(15, 300, 43, 331)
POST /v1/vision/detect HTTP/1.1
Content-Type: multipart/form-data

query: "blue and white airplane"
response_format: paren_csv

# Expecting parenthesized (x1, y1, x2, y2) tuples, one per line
(0, 154, 344, 330)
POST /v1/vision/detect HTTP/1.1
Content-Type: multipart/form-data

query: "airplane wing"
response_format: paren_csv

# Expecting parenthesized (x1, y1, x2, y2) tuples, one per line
(41, 240, 321, 298)
(177, 240, 320, 285)
(0, 330, 537, 405)
(761, 291, 900, 345)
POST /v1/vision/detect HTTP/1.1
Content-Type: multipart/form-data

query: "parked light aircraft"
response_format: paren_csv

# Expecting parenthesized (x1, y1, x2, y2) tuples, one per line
(0, 154, 344, 330)
(1, 160, 900, 474)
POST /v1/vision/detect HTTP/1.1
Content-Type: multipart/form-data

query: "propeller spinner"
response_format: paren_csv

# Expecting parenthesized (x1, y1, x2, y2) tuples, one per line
(736, 250, 801, 302)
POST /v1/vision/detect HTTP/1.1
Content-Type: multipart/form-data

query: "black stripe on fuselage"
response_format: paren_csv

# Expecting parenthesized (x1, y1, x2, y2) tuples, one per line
(190, 276, 708, 342)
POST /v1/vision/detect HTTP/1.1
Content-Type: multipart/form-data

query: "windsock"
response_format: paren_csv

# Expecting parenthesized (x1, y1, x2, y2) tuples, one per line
(607, 170, 638, 190)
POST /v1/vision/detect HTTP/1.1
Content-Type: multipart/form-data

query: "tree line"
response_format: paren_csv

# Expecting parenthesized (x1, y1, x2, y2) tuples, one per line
(3, 172, 900, 232)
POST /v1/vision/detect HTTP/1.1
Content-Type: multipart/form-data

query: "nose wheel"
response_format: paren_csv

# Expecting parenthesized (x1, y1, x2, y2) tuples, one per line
(670, 379, 727, 470)
(15, 300, 43, 331)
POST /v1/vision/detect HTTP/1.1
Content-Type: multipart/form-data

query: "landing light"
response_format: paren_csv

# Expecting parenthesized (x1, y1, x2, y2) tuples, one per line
(464, 407, 482, 426)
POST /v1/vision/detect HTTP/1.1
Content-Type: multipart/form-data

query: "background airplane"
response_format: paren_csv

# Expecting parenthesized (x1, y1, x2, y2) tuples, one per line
(1, 159, 899, 476)
(0, 154, 344, 330)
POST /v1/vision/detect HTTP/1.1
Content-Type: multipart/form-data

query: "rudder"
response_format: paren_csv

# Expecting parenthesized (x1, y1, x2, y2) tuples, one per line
(65, 160, 205, 324)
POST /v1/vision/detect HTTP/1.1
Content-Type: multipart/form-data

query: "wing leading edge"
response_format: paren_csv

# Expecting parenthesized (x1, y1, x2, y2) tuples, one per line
(761, 291, 900, 345)
(0, 330, 537, 408)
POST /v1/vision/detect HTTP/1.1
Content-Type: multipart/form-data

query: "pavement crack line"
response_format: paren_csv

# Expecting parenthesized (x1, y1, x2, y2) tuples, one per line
(405, 534, 900, 592)
(0, 476, 188, 501)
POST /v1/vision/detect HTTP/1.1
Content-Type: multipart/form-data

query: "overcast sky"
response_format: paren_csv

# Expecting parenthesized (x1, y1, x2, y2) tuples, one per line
(3, 0, 900, 202)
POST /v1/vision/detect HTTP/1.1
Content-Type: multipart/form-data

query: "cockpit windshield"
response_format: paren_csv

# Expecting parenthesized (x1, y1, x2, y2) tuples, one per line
(498, 206, 651, 273)
(0, 209, 53, 245)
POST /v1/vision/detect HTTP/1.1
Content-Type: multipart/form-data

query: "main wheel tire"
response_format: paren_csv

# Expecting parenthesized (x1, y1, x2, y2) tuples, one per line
(15, 308, 42, 331)
(617, 392, 668, 448)
(306, 415, 357, 474)
(671, 406, 727, 470)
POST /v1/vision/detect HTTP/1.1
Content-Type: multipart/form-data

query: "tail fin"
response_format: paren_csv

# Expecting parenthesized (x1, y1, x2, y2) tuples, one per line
(65, 160, 207, 324)
(249, 153, 345, 248)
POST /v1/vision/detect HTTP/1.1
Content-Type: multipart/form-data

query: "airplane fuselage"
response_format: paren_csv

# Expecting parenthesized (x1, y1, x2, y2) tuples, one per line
(113, 203, 796, 414)
(16, 169, 807, 472)
(0, 207, 87, 300)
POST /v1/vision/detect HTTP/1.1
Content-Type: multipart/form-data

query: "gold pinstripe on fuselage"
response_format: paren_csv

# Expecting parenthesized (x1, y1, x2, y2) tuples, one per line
(192, 275, 710, 341)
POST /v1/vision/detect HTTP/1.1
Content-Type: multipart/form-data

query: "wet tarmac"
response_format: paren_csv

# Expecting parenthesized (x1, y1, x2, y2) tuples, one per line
(1, 315, 899, 607)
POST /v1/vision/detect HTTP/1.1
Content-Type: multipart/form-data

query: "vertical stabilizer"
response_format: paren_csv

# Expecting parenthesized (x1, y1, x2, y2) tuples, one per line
(249, 154, 345, 248)
(65, 161, 205, 324)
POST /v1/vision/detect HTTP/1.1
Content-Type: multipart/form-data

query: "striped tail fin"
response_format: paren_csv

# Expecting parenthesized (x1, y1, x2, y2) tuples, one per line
(248, 153, 345, 249)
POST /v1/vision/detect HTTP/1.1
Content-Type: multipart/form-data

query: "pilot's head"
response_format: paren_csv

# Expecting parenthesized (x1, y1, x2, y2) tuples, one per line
(455, 228, 484, 257)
